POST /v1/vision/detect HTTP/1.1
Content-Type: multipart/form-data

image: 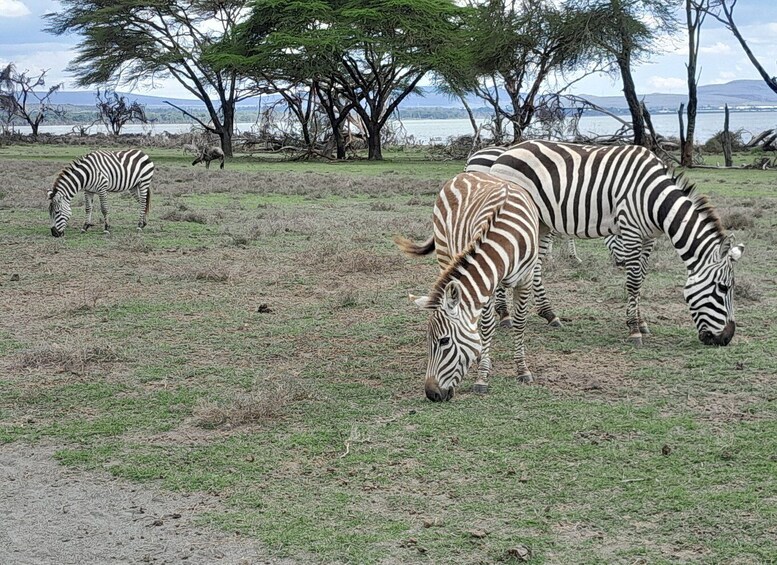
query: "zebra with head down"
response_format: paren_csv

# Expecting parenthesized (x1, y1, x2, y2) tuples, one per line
(396, 171, 540, 401)
(466, 145, 630, 327)
(48, 149, 154, 237)
(488, 140, 743, 346)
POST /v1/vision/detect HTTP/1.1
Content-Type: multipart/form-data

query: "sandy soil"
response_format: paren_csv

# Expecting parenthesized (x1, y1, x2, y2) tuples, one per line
(0, 444, 289, 565)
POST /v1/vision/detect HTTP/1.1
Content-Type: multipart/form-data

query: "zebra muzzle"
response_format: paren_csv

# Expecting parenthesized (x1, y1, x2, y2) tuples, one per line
(51, 227, 63, 237)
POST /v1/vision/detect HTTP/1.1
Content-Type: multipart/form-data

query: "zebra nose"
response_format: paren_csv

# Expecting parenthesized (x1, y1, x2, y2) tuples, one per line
(425, 380, 450, 402)
(51, 227, 62, 237)
(699, 321, 735, 346)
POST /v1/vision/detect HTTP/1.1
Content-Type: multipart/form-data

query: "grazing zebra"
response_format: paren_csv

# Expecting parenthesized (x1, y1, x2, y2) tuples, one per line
(192, 146, 225, 169)
(488, 140, 743, 346)
(466, 146, 626, 327)
(395, 172, 540, 401)
(48, 149, 154, 237)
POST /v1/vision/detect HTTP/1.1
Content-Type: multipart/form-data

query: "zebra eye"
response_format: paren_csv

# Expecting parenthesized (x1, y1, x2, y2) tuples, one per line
(717, 283, 729, 293)
(438, 337, 450, 347)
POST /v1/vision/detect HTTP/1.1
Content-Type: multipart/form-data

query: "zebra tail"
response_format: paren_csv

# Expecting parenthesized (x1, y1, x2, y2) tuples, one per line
(145, 188, 151, 215)
(393, 235, 435, 257)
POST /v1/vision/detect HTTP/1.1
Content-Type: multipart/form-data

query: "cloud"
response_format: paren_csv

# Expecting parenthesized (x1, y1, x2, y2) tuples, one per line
(0, 0, 31, 17)
(700, 42, 733, 55)
(647, 76, 687, 93)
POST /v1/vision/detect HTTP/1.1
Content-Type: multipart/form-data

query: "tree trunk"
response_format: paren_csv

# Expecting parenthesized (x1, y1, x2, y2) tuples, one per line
(220, 104, 235, 157)
(366, 124, 382, 160)
(678, 103, 687, 161)
(723, 103, 732, 167)
(619, 59, 645, 146)
(30, 122, 39, 138)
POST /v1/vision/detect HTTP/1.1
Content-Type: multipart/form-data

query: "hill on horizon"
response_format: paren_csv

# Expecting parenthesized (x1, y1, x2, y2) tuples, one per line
(39, 79, 777, 114)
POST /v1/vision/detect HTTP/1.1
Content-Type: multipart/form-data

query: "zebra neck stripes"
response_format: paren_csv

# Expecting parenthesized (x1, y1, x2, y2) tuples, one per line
(653, 182, 726, 272)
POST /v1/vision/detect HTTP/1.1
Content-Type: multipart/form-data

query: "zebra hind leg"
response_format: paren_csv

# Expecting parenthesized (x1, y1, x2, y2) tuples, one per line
(533, 231, 562, 327)
(621, 236, 650, 346)
(97, 190, 111, 234)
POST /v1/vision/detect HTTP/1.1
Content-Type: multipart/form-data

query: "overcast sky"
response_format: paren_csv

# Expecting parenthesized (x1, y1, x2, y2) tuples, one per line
(1, 0, 776, 100)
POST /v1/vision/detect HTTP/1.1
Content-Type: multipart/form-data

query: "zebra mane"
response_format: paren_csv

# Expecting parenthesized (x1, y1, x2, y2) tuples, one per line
(49, 154, 90, 199)
(670, 168, 725, 236)
(424, 185, 508, 309)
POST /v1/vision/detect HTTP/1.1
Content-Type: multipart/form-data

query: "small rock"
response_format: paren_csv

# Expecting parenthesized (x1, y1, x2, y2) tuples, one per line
(256, 304, 273, 314)
(467, 529, 488, 539)
(506, 545, 532, 561)
(10, 274, 19, 281)
(735, 361, 745, 370)
(152, 519, 163, 527)
(662, 444, 672, 456)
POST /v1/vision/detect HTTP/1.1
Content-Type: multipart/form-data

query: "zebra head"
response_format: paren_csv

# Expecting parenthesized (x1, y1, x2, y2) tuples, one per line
(48, 191, 71, 237)
(413, 280, 481, 402)
(683, 235, 744, 346)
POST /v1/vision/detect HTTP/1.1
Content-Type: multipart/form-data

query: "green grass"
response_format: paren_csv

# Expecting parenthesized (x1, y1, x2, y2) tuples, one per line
(1, 148, 776, 563)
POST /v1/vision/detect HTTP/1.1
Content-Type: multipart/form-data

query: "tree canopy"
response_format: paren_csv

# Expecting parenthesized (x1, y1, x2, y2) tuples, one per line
(44, 0, 261, 155)
(212, 0, 472, 159)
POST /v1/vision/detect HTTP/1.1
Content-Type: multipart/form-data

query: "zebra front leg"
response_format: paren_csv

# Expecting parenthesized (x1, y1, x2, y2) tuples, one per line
(533, 231, 562, 327)
(512, 282, 533, 383)
(81, 192, 96, 233)
(621, 236, 648, 346)
(495, 284, 512, 328)
(473, 297, 497, 394)
(637, 238, 656, 335)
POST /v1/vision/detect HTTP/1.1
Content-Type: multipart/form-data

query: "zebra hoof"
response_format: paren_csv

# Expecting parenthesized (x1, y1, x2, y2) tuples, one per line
(517, 373, 534, 384)
(472, 381, 489, 394)
(499, 318, 513, 329)
(629, 335, 643, 347)
(548, 317, 563, 328)
(639, 324, 650, 335)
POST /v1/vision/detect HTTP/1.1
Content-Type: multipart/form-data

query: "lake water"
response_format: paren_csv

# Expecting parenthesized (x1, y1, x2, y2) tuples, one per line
(8, 111, 777, 144)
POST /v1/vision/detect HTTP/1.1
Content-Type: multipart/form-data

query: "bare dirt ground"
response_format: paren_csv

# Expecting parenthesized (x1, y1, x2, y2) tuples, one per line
(0, 443, 284, 565)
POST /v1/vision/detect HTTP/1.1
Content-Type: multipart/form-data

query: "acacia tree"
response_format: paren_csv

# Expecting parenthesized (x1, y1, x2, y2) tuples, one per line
(704, 0, 777, 95)
(574, 0, 677, 146)
(458, 0, 597, 143)
(0, 64, 64, 137)
(44, 0, 262, 156)
(217, 0, 471, 160)
(95, 89, 149, 135)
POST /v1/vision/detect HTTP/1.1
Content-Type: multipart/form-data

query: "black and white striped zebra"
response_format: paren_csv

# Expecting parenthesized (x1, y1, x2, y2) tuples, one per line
(466, 146, 627, 327)
(48, 149, 155, 237)
(396, 172, 540, 401)
(488, 140, 743, 346)
(467, 146, 627, 265)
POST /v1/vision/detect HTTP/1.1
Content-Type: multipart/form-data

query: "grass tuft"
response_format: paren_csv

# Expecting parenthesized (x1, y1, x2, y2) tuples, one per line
(14, 343, 124, 373)
(192, 378, 316, 429)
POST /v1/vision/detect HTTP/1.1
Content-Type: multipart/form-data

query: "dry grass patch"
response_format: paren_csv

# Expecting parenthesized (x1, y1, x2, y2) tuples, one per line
(721, 210, 755, 231)
(734, 279, 762, 302)
(14, 343, 124, 373)
(161, 205, 208, 224)
(192, 378, 317, 429)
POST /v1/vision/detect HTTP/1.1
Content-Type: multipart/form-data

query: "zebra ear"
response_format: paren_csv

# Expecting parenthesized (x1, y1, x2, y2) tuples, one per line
(411, 294, 431, 309)
(729, 244, 744, 262)
(442, 280, 462, 315)
(719, 234, 734, 258)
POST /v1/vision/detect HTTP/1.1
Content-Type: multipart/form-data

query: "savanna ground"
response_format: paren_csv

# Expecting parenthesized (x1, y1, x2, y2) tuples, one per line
(0, 144, 775, 564)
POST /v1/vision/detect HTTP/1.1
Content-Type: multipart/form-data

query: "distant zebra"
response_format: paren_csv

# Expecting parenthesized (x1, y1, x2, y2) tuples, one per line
(48, 149, 155, 237)
(395, 172, 540, 401)
(192, 146, 225, 169)
(489, 140, 743, 346)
